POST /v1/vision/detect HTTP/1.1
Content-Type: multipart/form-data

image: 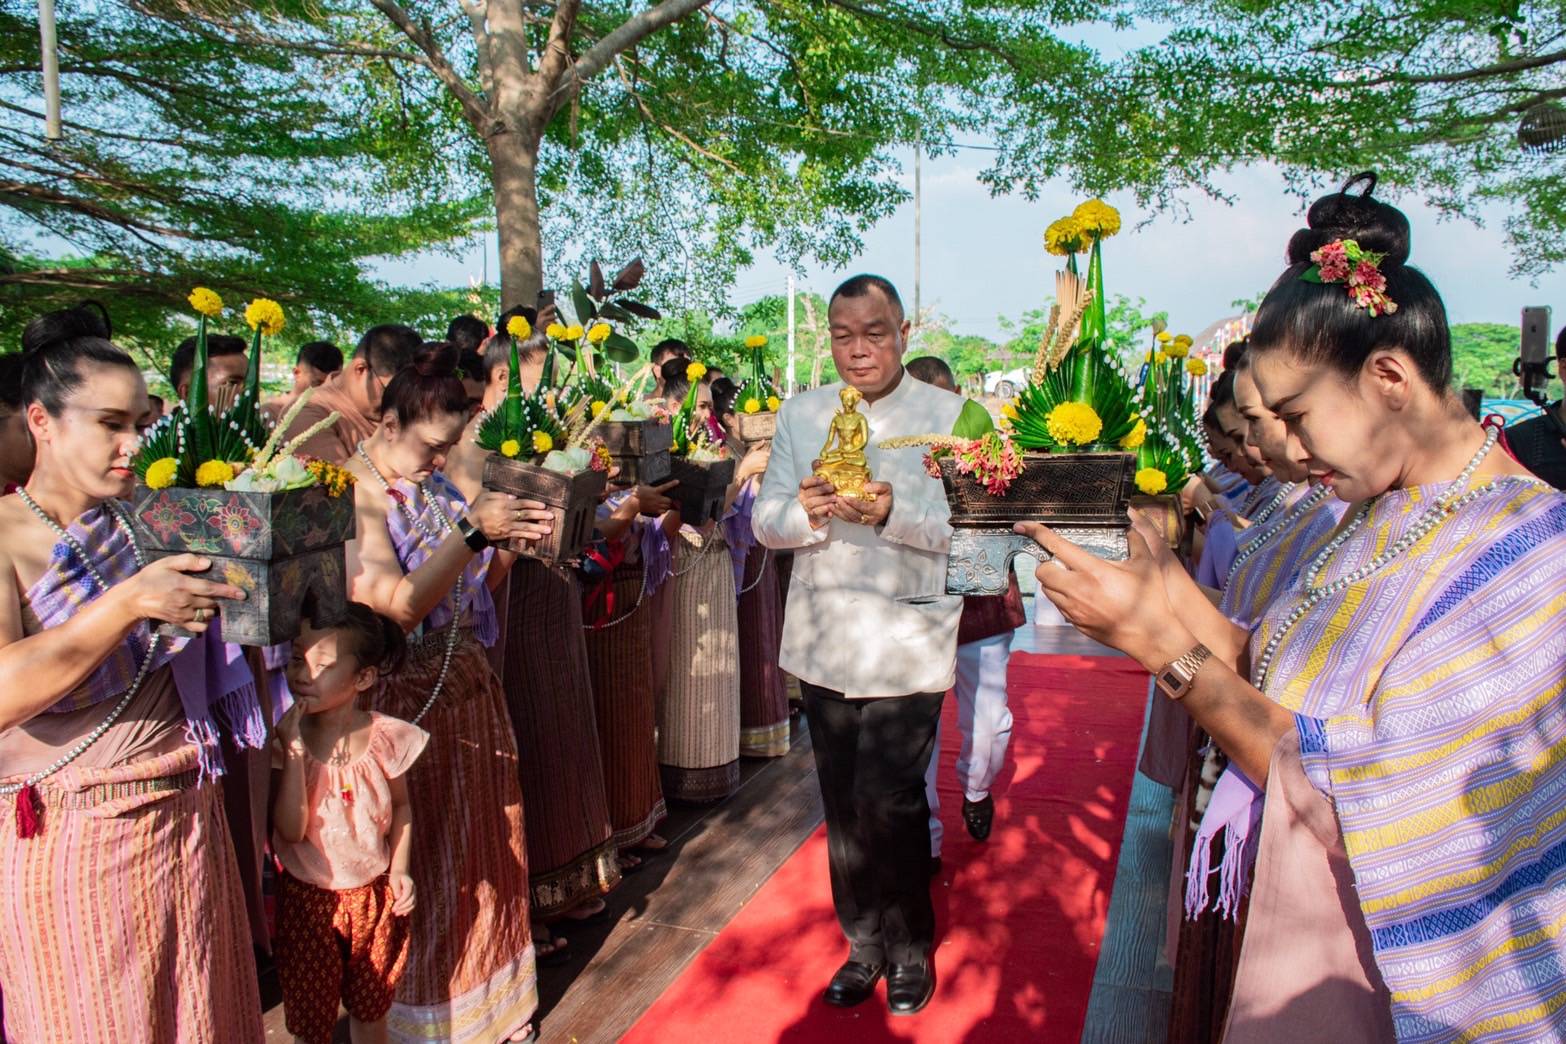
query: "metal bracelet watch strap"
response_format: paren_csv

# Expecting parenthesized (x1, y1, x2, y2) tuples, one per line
(458, 514, 489, 552)
(1155, 642, 1212, 700)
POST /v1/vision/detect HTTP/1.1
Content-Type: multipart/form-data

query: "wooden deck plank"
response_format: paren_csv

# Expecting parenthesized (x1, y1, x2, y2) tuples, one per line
(537, 722, 822, 1041)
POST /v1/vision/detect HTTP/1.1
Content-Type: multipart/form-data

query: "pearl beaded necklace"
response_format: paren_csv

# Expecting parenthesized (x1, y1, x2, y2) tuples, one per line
(1224, 484, 1334, 590)
(1245, 481, 1296, 531)
(1252, 426, 1501, 692)
(2, 491, 162, 799)
(357, 445, 465, 727)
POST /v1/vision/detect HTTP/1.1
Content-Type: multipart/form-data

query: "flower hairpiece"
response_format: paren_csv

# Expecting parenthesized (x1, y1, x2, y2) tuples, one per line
(1301, 238, 1397, 317)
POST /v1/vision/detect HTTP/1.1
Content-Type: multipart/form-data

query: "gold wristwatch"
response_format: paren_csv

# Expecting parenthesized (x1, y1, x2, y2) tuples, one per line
(1155, 643, 1212, 700)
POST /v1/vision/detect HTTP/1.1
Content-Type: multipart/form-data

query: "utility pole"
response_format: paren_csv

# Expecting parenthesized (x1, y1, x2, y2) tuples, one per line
(786, 272, 797, 397)
(39, 0, 62, 140)
(913, 142, 921, 334)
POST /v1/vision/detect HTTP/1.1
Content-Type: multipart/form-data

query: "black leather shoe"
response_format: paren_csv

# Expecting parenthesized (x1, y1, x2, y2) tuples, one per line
(887, 958, 936, 1015)
(823, 959, 884, 1007)
(962, 795, 995, 841)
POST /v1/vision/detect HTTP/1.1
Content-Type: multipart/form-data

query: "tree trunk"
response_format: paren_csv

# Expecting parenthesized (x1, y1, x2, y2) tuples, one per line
(489, 127, 544, 310)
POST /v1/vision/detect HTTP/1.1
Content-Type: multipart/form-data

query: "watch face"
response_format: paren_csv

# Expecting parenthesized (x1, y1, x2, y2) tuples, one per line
(1159, 667, 1184, 693)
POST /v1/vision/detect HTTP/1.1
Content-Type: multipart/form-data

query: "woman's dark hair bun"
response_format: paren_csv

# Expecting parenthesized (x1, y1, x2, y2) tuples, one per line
(18, 301, 136, 415)
(380, 340, 470, 426)
(1284, 171, 1410, 269)
(411, 341, 460, 379)
(21, 301, 112, 355)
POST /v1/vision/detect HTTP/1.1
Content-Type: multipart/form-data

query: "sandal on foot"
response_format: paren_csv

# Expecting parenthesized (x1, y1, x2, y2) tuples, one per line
(533, 934, 570, 968)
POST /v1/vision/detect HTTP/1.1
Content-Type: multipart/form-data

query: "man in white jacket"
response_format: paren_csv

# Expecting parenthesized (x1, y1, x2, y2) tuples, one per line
(753, 274, 968, 1016)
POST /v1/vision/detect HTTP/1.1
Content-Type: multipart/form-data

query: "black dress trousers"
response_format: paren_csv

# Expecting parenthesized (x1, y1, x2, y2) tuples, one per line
(801, 680, 944, 967)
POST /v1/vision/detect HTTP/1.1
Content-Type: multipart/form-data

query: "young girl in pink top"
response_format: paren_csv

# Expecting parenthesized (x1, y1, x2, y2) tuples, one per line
(271, 603, 429, 1044)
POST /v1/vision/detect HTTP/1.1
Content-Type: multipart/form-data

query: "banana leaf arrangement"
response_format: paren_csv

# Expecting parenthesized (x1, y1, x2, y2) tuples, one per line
(1131, 327, 1208, 495)
(134, 288, 348, 495)
(880, 200, 1141, 498)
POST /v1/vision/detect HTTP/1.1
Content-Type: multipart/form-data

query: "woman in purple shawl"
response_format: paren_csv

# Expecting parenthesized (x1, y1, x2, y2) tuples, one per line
(0, 304, 263, 1042)
(1022, 175, 1566, 1042)
(345, 342, 553, 1043)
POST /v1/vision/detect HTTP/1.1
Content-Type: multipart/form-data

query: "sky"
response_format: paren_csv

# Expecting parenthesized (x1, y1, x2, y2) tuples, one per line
(383, 155, 1566, 349)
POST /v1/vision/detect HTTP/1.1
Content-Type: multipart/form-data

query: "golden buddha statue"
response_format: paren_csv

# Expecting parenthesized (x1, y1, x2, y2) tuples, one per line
(814, 386, 876, 501)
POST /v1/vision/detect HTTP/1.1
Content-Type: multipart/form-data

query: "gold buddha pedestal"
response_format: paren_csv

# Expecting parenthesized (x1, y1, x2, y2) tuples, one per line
(813, 386, 876, 502)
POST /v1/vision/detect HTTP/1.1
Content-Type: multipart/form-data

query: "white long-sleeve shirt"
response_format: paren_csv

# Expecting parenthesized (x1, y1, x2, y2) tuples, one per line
(753, 373, 967, 698)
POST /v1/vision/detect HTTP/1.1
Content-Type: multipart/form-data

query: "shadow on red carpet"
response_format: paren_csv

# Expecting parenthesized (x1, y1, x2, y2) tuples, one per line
(620, 652, 1149, 1043)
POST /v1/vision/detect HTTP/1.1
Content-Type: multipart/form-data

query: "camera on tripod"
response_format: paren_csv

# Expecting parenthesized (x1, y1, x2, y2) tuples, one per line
(1515, 305, 1555, 406)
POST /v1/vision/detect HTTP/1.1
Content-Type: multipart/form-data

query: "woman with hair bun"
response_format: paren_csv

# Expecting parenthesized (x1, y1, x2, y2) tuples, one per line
(0, 304, 264, 1041)
(345, 341, 554, 1042)
(1021, 175, 1566, 1040)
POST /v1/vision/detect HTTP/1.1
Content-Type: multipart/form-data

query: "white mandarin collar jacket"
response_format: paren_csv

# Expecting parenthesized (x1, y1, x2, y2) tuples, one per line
(753, 373, 967, 698)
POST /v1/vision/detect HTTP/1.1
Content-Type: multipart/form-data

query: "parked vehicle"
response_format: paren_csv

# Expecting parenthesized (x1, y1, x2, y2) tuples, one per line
(983, 367, 1029, 400)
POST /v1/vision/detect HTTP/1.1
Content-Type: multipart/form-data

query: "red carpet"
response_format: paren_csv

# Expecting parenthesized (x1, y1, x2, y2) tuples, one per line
(621, 652, 1148, 1043)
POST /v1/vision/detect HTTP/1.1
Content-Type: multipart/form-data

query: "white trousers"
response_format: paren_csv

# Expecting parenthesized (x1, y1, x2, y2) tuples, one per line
(926, 631, 1014, 857)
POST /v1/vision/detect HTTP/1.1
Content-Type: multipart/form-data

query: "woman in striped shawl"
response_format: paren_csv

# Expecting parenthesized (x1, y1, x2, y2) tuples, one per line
(1023, 175, 1566, 1042)
(0, 305, 263, 1042)
(345, 342, 554, 1043)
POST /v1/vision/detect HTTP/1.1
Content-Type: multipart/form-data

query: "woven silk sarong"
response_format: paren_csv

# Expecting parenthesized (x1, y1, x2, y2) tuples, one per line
(1256, 476, 1566, 1041)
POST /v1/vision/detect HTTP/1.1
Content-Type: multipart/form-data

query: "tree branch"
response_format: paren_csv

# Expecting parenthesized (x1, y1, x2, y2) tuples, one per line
(538, 0, 583, 92)
(1361, 45, 1566, 87)
(369, 0, 490, 130)
(550, 0, 711, 109)
(614, 57, 740, 173)
(462, 0, 498, 100)
(0, 181, 200, 239)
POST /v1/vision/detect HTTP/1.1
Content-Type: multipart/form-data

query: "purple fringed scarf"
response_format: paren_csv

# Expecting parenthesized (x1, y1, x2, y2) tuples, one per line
(382, 470, 499, 647)
(722, 483, 757, 592)
(27, 504, 262, 780)
(639, 514, 672, 598)
(1184, 763, 1264, 919)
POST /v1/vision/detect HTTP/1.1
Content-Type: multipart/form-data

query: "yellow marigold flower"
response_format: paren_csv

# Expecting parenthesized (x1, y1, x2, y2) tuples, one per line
(507, 315, 532, 340)
(1186, 358, 1209, 377)
(1119, 418, 1147, 449)
(532, 430, 553, 454)
(564, 324, 584, 341)
(1001, 402, 1019, 420)
(1073, 199, 1122, 240)
(195, 459, 236, 488)
(546, 322, 569, 340)
(587, 323, 612, 344)
(1044, 216, 1085, 256)
(745, 334, 768, 349)
(591, 400, 607, 418)
(1173, 333, 1193, 348)
(1155, 351, 1169, 364)
(145, 457, 178, 490)
(1045, 401, 1103, 446)
(743, 398, 761, 414)
(686, 361, 707, 382)
(1156, 330, 1173, 343)
(1135, 467, 1169, 496)
(766, 395, 781, 412)
(243, 297, 285, 336)
(500, 438, 521, 458)
(188, 287, 223, 318)
(1165, 341, 1189, 359)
